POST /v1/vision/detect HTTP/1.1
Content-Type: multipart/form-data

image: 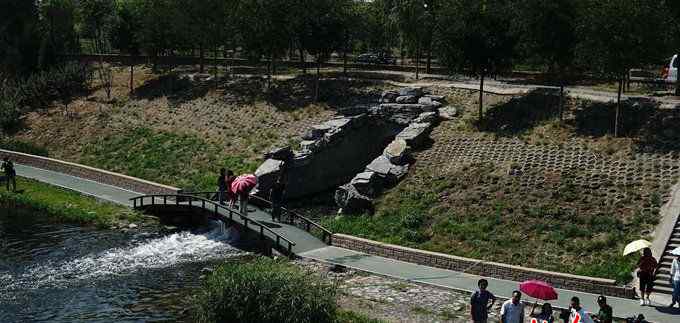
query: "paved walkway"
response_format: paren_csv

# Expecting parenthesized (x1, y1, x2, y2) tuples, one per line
(12, 162, 680, 322)
(301, 247, 680, 323)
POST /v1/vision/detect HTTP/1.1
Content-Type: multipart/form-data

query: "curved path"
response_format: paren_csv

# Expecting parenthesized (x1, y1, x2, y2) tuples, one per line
(7, 155, 680, 322)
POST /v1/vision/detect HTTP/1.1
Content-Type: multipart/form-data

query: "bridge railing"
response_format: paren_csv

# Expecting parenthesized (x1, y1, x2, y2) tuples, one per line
(130, 194, 296, 256)
(182, 191, 333, 245)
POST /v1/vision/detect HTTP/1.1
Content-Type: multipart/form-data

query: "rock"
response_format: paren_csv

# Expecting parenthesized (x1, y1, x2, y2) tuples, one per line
(300, 140, 324, 153)
(418, 97, 443, 108)
(399, 87, 424, 97)
(381, 90, 400, 103)
(396, 123, 432, 148)
(396, 95, 419, 104)
(439, 106, 459, 119)
(255, 159, 284, 177)
(265, 146, 293, 160)
(350, 171, 382, 196)
(324, 117, 353, 130)
(383, 139, 410, 165)
(366, 155, 410, 181)
(335, 184, 374, 214)
(413, 112, 439, 124)
(128, 223, 138, 229)
(424, 94, 446, 102)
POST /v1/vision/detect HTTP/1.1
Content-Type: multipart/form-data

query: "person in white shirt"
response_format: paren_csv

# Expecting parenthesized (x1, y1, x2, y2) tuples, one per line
(501, 291, 525, 323)
(569, 297, 594, 323)
(670, 255, 680, 308)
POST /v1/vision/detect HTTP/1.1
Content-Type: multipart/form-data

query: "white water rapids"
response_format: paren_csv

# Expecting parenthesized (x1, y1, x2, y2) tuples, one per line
(0, 222, 245, 291)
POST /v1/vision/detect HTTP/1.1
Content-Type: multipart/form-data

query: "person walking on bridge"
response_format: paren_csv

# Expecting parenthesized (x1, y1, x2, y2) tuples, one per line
(270, 174, 286, 222)
(218, 168, 228, 205)
(2, 157, 17, 192)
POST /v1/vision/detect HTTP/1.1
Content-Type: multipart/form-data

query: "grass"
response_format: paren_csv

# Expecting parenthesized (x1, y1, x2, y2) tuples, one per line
(0, 177, 143, 228)
(0, 138, 49, 156)
(335, 310, 387, 323)
(323, 164, 657, 284)
(79, 127, 259, 191)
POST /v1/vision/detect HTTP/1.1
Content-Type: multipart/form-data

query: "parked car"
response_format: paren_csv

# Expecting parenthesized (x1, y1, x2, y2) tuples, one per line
(662, 54, 678, 83)
(355, 53, 379, 64)
(377, 54, 397, 65)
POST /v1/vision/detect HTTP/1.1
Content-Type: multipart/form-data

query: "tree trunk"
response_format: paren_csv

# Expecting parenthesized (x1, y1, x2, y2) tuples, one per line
(129, 62, 134, 95)
(479, 72, 485, 121)
(343, 49, 348, 76)
(199, 45, 205, 73)
(426, 42, 432, 74)
(300, 49, 306, 74)
(315, 60, 320, 102)
(267, 54, 273, 90)
(214, 46, 218, 82)
(416, 42, 421, 80)
(615, 78, 623, 137)
(559, 83, 564, 123)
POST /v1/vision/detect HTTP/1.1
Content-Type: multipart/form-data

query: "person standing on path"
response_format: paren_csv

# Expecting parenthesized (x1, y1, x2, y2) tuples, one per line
(670, 254, 680, 308)
(569, 297, 594, 323)
(500, 290, 525, 323)
(217, 168, 228, 205)
(470, 279, 496, 323)
(636, 247, 658, 306)
(591, 296, 612, 323)
(269, 174, 286, 222)
(2, 157, 16, 192)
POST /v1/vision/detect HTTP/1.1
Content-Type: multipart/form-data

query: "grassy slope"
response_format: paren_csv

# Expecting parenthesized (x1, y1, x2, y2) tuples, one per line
(324, 88, 674, 283)
(0, 178, 143, 227)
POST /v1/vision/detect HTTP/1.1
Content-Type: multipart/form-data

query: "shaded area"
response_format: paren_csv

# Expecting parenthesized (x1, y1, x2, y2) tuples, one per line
(478, 89, 561, 136)
(133, 73, 211, 106)
(573, 98, 658, 138)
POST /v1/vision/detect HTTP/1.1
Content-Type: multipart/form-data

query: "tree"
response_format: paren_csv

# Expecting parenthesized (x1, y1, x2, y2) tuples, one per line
(40, 0, 80, 68)
(296, 0, 349, 101)
(135, 0, 183, 72)
(576, 0, 671, 137)
(390, 0, 430, 79)
(78, 0, 117, 54)
(437, 0, 518, 121)
(666, 1, 680, 96)
(0, 0, 41, 77)
(113, 0, 142, 93)
(517, 0, 577, 122)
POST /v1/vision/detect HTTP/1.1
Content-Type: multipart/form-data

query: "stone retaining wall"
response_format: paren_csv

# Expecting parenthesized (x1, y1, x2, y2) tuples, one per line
(332, 233, 636, 299)
(0, 149, 181, 195)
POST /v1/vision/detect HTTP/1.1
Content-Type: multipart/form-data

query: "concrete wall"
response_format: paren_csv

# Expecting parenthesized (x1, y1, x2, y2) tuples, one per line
(332, 234, 636, 299)
(0, 149, 181, 196)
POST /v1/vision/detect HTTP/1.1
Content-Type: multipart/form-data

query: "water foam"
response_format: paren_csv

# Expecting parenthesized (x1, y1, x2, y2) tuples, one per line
(1, 226, 245, 291)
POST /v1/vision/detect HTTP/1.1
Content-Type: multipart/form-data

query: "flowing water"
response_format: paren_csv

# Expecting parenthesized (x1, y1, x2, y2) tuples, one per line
(0, 206, 246, 323)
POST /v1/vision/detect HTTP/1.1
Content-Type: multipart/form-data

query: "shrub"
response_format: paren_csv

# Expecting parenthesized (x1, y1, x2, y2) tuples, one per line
(193, 258, 337, 323)
(0, 139, 49, 156)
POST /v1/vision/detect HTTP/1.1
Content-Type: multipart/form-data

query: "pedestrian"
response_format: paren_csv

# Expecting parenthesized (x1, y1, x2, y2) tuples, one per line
(225, 170, 236, 208)
(592, 296, 612, 323)
(500, 290, 525, 323)
(269, 174, 286, 222)
(670, 254, 680, 308)
(2, 157, 16, 192)
(569, 297, 594, 323)
(217, 168, 228, 205)
(636, 247, 657, 306)
(530, 303, 555, 323)
(470, 279, 496, 323)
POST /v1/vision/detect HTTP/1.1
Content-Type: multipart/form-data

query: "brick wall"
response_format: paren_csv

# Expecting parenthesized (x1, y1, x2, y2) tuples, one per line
(332, 234, 636, 299)
(0, 149, 181, 196)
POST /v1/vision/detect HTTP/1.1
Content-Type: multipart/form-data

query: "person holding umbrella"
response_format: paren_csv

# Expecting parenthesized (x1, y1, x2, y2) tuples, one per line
(231, 174, 258, 217)
(670, 249, 680, 308)
(470, 279, 496, 323)
(636, 248, 657, 306)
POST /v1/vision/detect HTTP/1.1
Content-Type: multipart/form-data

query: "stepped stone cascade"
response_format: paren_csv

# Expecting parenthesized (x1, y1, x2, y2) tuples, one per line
(253, 87, 450, 203)
(335, 89, 447, 214)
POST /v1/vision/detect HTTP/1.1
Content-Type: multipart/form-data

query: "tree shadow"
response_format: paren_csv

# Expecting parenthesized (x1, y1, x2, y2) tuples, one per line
(132, 73, 210, 106)
(572, 98, 658, 138)
(264, 75, 381, 111)
(477, 89, 561, 136)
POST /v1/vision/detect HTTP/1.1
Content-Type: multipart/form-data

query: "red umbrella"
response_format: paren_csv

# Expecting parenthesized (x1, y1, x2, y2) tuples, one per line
(230, 174, 258, 195)
(519, 280, 558, 301)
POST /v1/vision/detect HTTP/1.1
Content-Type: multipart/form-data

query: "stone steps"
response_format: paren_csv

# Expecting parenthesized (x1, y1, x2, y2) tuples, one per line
(652, 216, 680, 295)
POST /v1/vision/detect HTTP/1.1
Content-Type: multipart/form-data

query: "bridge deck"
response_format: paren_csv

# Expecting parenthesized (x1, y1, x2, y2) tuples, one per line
(14, 164, 326, 254)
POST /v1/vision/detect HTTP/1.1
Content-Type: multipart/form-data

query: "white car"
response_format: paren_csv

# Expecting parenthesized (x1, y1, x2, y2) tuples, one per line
(662, 54, 678, 83)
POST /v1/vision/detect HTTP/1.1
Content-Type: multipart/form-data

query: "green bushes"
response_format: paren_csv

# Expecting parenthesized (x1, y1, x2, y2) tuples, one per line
(193, 258, 337, 323)
(0, 62, 91, 131)
(0, 139, 49, 156)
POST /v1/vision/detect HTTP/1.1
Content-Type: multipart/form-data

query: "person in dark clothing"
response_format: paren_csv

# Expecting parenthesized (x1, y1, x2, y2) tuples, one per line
(2, 157, 16, 192)
(637, 248, 658, 306)
(225, 170, 236, 207)
(270, 174, 286, 222)
(218, 168, 228, 205)
(592, 296, 613, 323)
(531, 303, 555, 323)
(470, 279, 496, 323)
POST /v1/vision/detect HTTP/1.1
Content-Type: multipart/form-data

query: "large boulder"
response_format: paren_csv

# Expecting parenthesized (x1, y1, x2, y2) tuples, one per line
(349, 171, 382, 197)
(381, 90, 400, 103)
(413, 111, 439, 124)
(424, 94, 446, 102)
(418, 96, 443, 109)
(399, 87, 424, 97)
(439, 106, 459, 120)
(366, 155, 410, 182)
(265, 146, 293, 161)
(383, 139, 410, 165)
(253, 159, 285, 198)
(396, 95, 419, 104)
(396, 122, 432, 148)
(335, 184, 374, 214)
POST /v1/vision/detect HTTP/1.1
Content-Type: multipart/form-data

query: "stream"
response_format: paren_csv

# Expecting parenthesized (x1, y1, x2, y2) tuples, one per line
(0, 206, 245, 322)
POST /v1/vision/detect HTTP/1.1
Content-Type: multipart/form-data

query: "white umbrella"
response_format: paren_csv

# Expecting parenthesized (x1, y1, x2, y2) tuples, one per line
(623, 239, 652, 256)
(671, 247, 680, 256)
